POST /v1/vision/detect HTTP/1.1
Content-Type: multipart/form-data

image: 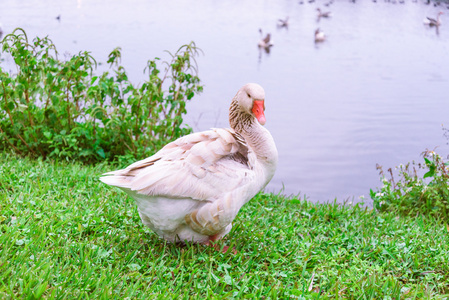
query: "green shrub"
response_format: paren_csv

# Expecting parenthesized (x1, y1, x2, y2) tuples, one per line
(0, 28, 203, 163)
(370, 149, 449, 221)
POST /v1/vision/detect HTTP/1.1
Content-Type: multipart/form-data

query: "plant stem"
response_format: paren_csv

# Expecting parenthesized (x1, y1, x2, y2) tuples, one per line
(0, 127, 23, 155)
(15, 132, 36, 156)
(1, 81, 15, 126)
(66, 82, 72, 130)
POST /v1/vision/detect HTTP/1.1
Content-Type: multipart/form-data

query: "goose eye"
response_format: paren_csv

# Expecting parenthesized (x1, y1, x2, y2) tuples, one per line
(247, 93, 251, 98)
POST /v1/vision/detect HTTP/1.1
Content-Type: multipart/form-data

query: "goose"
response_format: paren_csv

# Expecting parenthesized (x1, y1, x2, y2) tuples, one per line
(424, 11, 443, 26)
(277, 16, 289, 28)
(314, 28, 326, 42)
(258, 29, 274, 49)
(100, 83, 278, 251)
(317, 8, 331, 18)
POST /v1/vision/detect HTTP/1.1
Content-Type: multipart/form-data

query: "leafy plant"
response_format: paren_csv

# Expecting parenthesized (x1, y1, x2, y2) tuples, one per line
(0, 28, 203, 163)
(370, 149, 449, 221)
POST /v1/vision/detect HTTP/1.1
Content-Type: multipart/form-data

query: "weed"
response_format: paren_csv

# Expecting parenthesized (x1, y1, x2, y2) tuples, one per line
(371, 149, 449, 221)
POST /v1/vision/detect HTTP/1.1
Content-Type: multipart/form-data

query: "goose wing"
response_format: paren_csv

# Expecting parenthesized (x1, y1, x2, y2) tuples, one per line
(100, 128, 256, 201)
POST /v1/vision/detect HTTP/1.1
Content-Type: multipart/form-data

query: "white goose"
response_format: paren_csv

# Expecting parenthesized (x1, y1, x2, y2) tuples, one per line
(258, 29, 274, 49)
(100, 83, 278, 249)
(314, 28, 326, 42)
(277, 16, 289, 28)
(423, 11, 444, 26)
(317, 8, 332, 18)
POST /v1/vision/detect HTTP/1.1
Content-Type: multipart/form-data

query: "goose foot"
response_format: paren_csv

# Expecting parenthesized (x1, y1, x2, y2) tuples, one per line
(213, 244, 237, 255)
(206, 234, 237, 254)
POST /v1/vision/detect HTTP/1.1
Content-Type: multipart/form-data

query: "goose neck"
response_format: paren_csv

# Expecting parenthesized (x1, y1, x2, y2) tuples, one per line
(229, 103, 276, 161)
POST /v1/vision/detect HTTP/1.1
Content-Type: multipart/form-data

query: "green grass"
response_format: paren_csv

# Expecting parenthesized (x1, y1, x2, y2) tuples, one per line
(1, 153, 448, 299)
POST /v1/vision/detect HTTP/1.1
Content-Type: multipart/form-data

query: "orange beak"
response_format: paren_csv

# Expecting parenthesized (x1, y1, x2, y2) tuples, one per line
(252, 100, 266, 125)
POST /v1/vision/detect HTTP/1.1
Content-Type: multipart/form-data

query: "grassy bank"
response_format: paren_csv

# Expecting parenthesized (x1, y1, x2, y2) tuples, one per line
(0, 153, 448, 299)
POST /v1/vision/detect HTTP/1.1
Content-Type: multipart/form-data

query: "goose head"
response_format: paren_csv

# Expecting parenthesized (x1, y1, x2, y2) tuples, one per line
(230, 83, 266, 131)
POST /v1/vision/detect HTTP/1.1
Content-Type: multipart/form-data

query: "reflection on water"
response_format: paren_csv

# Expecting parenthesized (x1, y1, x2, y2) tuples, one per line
(1, 0, 448, 203)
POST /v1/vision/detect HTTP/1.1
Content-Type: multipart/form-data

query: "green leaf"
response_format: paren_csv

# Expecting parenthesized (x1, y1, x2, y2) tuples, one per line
(423, 168, 435, 179)
(96, 148, 106, 159)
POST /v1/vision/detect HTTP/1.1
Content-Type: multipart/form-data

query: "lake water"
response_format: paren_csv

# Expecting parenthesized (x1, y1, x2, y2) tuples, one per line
(1, 0, 448, 203)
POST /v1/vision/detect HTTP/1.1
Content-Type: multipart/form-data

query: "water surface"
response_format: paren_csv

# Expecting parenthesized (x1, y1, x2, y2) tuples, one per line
(1, 0, 448, 203)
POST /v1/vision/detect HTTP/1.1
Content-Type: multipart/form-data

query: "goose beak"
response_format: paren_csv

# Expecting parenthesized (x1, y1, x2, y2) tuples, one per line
(252, 100, 266, 125)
